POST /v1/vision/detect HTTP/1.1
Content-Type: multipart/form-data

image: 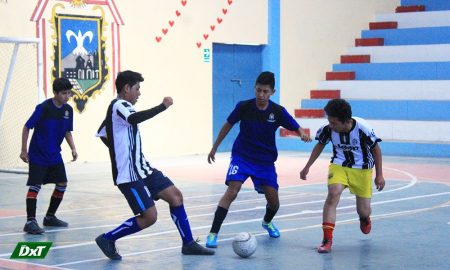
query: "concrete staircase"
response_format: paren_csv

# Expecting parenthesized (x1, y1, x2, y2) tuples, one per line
(278, 0, 450, 157)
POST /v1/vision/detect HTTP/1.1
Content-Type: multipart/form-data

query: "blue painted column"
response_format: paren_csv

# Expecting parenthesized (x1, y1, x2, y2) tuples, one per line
(262, 0, 280, 103)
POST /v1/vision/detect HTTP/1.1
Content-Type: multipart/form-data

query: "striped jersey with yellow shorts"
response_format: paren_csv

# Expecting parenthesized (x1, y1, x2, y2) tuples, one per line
(316, 117, 381, 198)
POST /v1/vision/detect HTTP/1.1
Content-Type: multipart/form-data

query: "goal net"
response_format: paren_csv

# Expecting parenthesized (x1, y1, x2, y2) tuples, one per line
(0, 37, 43, 173)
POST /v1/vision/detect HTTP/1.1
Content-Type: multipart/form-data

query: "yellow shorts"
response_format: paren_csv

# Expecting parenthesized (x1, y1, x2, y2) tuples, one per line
(328, 164, 373, 198)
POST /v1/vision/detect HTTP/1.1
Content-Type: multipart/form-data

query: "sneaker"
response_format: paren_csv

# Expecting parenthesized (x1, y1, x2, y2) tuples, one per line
(205, 233, 218, 248)
(360, 217, 372, 234)
(23, 220, 44, 234)
(318, 239, 332, 253)
(262, 221, 280, 238)
(95, 234, 122, 260)
(43, 216, 68, 227)
(182, 241, 215, 255)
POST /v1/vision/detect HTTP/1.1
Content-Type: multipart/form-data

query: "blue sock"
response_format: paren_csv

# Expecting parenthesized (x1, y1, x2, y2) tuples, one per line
(170, 205, 194, 245)
(104, 217, 141, 241)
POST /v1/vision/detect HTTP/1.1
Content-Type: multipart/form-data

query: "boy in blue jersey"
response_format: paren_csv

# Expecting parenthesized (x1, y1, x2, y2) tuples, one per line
(205, 71, 311, 248)
(20, 78, 77, 234)
(300, 99, 385, 253)
(95, 70, 214, 260)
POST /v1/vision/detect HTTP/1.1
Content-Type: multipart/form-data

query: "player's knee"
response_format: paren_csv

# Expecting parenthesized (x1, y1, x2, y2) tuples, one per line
(325, 192, 340, 205)
(139, 211, 157, 228)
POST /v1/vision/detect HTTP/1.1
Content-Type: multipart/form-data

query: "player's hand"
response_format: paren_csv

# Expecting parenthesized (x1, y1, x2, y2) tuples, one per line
(19, 150, 29, 163)
(374, 175, 385, 191)
(71, 149, 78, 162)
(300, 166, 309, 180)
(163, 97, 173, 108)
(207, 148, 216, 164)
(299, 128, 312, 142)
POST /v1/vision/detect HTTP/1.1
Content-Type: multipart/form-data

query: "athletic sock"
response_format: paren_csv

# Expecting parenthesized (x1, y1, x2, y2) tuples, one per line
(170, 204, 194, 245)
(104, 217, 142, 241)
(322, 222, 335, 241)
(46, 184, 66, 217)
(210, 206, 228, 234)
(26, 185, 41, 221)
(263, 204, 279, 223)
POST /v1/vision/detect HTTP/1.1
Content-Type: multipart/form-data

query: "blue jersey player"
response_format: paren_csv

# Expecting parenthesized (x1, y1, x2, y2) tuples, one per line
(205, 71, 311, 248)
(20, 78, 77, 234)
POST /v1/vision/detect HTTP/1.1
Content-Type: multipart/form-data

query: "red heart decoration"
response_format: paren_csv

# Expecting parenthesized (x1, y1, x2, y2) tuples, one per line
(222, 8, 227, 15)
(155, 36, 162, 43)
(210, 25, 216, 31)
(217, 17, 223, 24)
(228, 0, 233, 5)
(176, 10, 181, 16)
(169, 20, 174, 27)
(162, 28, 168, 35)
(203, 34, 209, 40)
(181, 0, 187, 6)
(196, 42, 202, 48)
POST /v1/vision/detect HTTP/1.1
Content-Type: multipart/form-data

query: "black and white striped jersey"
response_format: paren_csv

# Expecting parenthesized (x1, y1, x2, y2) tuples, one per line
(315, 117, 381, 169)
(97, 99, 153, 185)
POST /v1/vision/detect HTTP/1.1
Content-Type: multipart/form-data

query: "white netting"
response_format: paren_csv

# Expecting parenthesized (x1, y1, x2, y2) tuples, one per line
(0, 38, 40, 172)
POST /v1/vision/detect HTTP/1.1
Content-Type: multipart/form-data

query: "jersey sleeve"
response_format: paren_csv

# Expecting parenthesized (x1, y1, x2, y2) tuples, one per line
(357, 119, 382, 149)
(279, 107, 300, 131)
(114, 101, 136, 124)
(226, 102, 243, 125)
(25, 104, 43, 129)
(315, 124, 331, 145)
(68, 106, 74, 132)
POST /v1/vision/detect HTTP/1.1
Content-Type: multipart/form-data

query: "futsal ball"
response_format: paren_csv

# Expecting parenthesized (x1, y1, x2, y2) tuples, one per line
(232, 232, 257, 258)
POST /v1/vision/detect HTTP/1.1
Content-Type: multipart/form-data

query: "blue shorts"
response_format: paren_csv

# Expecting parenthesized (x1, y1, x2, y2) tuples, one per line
(225, 156, 278, 194)
(118, 168, 174, 215)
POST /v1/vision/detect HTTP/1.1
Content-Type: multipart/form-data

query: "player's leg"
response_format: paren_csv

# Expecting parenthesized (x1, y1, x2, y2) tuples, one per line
(24, 163, 45, 234)
(261, 186, 280, 238)
(356, 196, 372, 234)
(349, 167, 373, 234)
(318, 164, 348, 253)
(96, 181, 156, 260)
(42, 163, 69, 227)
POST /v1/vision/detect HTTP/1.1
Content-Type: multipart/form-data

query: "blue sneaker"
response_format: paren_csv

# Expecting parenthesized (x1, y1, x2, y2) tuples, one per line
(262, 221, 280, 238)
(206, 233, 218, 248)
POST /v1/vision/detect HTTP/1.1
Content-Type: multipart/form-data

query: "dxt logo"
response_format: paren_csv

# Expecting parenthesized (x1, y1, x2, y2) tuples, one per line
(10, 242, 52, 259)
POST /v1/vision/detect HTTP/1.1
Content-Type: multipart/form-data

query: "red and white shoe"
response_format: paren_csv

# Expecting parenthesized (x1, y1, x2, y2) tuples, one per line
(360, 217, 372, 234)
(317, 239, 332, 253)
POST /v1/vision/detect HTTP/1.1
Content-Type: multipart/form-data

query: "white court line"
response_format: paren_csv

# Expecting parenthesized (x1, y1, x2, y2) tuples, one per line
(1, 189, 448, 259)
(51, 202, 450, 267)
(0, 257, 70, 270)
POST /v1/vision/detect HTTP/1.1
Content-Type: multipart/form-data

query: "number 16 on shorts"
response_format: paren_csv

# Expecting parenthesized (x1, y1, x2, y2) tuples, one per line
(228, 165, 239, 175)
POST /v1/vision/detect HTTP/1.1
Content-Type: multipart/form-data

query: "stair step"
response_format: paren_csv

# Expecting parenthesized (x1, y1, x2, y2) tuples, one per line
(362, 26, 450, 46)
(294, 109, 324, 118)
(279, 128, 310, 137)
(310, 90, 341, 99)
(369, 21, 398, 30)
(400, 1, 450, 12)
(375, 10, 450, 29)
(326, 71, 355, 80)
(396, 5, 425, 13)
(355, 38, 384, 47)
(340, 55, 371, 63)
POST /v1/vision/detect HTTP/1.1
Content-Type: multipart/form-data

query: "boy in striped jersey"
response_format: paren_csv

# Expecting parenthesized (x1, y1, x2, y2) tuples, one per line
(95, 70, 214, 260)
(300, 98, 385, 253)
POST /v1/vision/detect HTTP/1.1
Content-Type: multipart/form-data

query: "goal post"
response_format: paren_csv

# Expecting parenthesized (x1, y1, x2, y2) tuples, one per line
(0, 37, 43, 173)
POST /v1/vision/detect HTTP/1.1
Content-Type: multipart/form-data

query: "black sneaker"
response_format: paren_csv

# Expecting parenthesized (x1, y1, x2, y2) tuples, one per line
(23, 220, 45, 234)
(182, 241, 215, 255)
(43, 216, 68, 227)
(95, 234, 122, 260)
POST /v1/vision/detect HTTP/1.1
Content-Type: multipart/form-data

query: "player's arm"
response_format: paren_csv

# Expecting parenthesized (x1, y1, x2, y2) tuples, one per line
(300, 142, 326, 180)
(208, 122, 233, 164)
(127, 97, 173, 125)
(20, 126, 30, 163)
(65, 131, 78, 161)
(370, 144, 385, 191)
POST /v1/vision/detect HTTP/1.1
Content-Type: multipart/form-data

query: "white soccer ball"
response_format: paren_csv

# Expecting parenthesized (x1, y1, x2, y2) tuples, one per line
(232, 232, 257, 258)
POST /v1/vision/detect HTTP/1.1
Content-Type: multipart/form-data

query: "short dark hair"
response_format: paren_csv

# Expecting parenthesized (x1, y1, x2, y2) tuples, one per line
(53, 78, 73, 93)
(116, 70, 144, 93)
(255, 71, 275, 89)
(324, 98, 352, 123)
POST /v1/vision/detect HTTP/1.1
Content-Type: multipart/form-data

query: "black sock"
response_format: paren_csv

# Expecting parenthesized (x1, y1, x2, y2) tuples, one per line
(210, 206, 228, 234)
(46, 185, 66, 217)
(263, 205, 279, 223)
(26, 185, 40, 221)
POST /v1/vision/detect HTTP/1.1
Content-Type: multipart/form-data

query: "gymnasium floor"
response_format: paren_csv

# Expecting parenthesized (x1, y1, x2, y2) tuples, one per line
(0, 152, 449, 270)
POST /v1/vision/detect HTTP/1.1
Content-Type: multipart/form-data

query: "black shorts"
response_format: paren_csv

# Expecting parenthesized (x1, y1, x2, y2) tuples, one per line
(118, 168, 174, 215)
(27, 163, 67, 186)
